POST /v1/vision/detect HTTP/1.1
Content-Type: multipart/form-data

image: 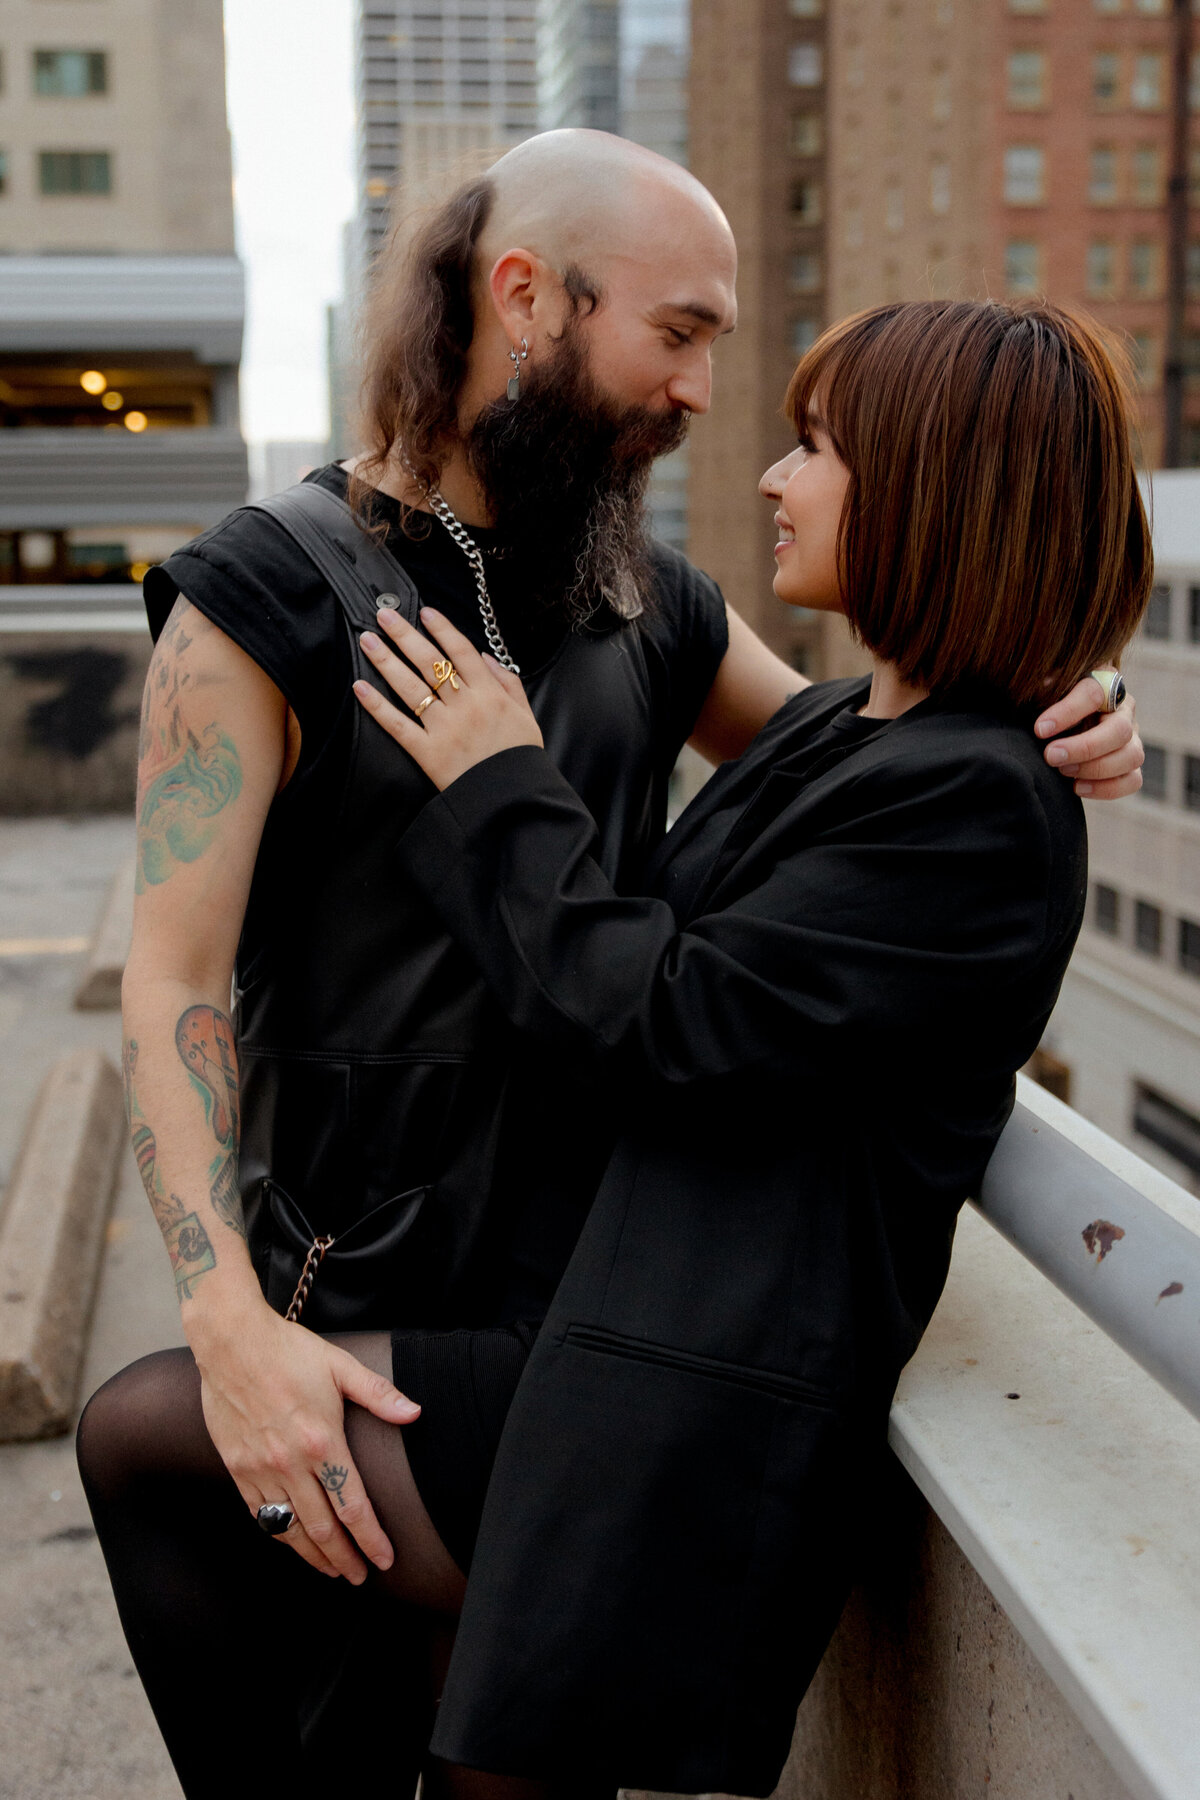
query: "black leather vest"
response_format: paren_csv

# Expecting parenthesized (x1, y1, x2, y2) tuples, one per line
(232, 484, 672, 1330)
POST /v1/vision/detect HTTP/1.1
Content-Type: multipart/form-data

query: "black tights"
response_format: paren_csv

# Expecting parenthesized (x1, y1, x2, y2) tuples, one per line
(76, 1336, 612, 1800)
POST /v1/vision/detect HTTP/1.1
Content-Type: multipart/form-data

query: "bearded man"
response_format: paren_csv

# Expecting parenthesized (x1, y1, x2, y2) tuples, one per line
(85, 131, 1140, 1797)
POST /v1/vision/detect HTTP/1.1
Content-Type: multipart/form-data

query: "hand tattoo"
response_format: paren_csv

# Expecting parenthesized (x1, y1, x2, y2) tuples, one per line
(319, 1464, 350, 1508)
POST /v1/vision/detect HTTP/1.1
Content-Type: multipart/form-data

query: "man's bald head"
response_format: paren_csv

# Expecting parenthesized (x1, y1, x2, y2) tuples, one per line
(479, 130, 735, 293)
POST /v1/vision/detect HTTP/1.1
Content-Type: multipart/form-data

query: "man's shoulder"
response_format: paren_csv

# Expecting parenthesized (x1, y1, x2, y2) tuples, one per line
(643, 537, 725, 608)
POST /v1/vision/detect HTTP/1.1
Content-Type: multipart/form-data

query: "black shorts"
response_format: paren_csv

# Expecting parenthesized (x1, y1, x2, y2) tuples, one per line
(389, 1321, 537, 1574)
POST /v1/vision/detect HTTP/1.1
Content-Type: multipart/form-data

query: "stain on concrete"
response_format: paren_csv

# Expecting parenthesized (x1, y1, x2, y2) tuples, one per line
(6, 649, 133, 760)
(1156, 1281, 1183, 1303)
(1082, 1220, 1125, 1263)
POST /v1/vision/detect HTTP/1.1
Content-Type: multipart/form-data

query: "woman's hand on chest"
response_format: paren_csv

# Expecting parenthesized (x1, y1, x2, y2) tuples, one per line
(354, 605, 543, 791)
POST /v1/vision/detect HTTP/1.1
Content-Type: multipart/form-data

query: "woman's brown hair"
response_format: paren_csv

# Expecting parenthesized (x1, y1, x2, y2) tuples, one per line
(785, 300, 1153, 707)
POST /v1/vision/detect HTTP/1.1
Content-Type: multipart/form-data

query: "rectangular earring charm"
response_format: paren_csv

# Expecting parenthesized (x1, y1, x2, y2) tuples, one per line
(507, 373, 520, 401)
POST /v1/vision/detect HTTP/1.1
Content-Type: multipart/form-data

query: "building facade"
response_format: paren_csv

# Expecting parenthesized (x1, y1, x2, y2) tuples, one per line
(0, 0, 247, 583)
(1037, 471, 1200, 1196)
(688, 0, 1198, 671)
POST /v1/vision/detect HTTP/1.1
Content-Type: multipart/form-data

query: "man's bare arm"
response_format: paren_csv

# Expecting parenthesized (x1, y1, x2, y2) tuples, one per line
(124, 597, 415, 1580)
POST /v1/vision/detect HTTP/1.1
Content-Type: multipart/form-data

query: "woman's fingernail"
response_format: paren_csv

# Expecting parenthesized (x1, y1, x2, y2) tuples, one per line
(1058, 763, 1080, 777)
(1036, 716, 1057, 737)
(420, 606, 443, 621)
(373, 1551, 394, 1572)
(360, 631, 380, 651)
(1045, 744, 1068, 764)
(1076, 782, 1094, 797)
(352, 681, 371, 699)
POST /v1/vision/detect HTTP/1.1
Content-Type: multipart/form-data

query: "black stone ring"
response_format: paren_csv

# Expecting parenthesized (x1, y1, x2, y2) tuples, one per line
(256, 1502, 296, 1537)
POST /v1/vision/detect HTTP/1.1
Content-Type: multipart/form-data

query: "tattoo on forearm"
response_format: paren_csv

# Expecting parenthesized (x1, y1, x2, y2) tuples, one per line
(173, 1004, 246, 1238)
(319, 1464, 350, 1508)
(176, 1006, 239, 1146)
(164, 1212, 216, 1301)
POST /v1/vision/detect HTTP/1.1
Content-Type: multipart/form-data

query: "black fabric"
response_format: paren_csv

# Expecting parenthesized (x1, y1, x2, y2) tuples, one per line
(141, 466, 729, 1331)
(390, 1322, 536, 1573)
(388, 678, 1088, 1796)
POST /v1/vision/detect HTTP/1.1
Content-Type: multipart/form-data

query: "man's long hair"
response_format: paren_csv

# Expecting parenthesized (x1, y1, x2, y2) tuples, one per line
(348, 176, 496, 524)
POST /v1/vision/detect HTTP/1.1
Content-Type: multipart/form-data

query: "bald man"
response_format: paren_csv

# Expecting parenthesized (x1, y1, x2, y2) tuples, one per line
(91, 131, 1140, 1797)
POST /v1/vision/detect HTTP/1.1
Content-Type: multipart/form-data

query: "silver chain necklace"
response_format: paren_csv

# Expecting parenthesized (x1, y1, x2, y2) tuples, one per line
(425, 488, 520, 675)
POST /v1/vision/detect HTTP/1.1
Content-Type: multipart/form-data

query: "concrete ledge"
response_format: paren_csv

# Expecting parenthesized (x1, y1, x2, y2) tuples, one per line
(0, 1049, 124, 1440)
(74, 858, 134, 1012)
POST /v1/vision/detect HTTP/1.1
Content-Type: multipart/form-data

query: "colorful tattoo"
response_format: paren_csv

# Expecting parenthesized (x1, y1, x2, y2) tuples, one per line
(164, 1212, 216, 1301)
(136, 725, 242, 892)
(175, 1005, 240, 1147)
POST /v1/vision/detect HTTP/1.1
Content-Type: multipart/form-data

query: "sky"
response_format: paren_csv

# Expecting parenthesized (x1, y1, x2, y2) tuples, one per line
(223, 0, 356, 447)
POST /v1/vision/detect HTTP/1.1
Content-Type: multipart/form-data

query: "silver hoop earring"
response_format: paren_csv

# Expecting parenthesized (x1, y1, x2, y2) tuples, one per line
(507, 337, 528, 402)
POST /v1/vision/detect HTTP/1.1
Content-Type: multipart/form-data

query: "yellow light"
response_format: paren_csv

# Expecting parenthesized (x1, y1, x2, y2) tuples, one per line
(80, 370, 107, 395)
(123, 411, 148, 433)
(101, 390, 124, 411)
(130, 560, 151, 583)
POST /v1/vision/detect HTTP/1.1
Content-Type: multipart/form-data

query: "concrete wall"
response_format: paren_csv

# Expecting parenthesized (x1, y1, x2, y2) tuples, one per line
(0, 628, 147, 814)
(626, 1461, 1133, 1800)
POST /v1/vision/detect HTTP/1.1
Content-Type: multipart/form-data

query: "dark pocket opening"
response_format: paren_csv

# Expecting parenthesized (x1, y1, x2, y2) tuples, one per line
(563, 1323, 835, 1408)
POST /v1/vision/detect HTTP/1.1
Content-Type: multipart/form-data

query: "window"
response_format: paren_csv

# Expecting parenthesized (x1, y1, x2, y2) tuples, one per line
(844, 206, 863, 248)
(1094, 883, 1120, 934)
(790, 251, 822, 293)
(1132, 145, 1163, 203)
(1144, 582, 1172, 637)
(1093, 51, 1121, 107)
(788, 0, 824, 13)
(1192, 49, 1200, 109)
(790, 179, 822, 224)
(0, 151, 6, 196)
(1134, 901, 1162, 955)
(1141, 742, 1167, 799)
(789, 44, 823, 87)
(1134, 0, 1166, 11)
(38, 150, 111, 194)
(886, 185, 905, 232)
(1189, 585, 1200, 642)
(1188, 333, 1200, 389)
(1004, 144, 1045, 203)
(1179, 917, 1200, 978)
(791, 317, 820, 356)
(1089, 144, 1119, 203)
(791, 113, 823, 155)
(1128, 238, 1159, 296)
(33, 49, 107, 96)
(1131, 52, 1165, 109)
(1008, 50, 1046, 108)
(1086, 240, 1116, 296)
(1186, 755, 1200, 813)
(931, 65, 952, 123)
(1006, 239, 1042, 294)
(1188, 242, 1200, 295)
(1134, 1083, 1200, 1175)
(1094, 0, 1122, 10)
(1009, 0, 1047, 13)
(930, 159, 951, 213)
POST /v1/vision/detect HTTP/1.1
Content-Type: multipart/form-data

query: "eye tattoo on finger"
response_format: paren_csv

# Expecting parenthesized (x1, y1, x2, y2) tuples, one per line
(319, 1462, 350, 1507)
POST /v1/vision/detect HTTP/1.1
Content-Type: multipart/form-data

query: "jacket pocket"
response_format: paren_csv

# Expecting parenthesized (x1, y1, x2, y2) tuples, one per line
(563, 1322, 835, 1408)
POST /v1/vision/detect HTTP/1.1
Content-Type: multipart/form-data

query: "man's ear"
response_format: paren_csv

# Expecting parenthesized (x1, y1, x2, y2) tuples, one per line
(487, 248, 562, 347)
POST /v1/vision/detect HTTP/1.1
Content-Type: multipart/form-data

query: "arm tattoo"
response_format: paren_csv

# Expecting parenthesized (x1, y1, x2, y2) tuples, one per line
(174, 1004, 246, 1238)
(136, 724, 242, 893)
(319, 1464, 350, 1508)
(124, 1041, 217, 1298)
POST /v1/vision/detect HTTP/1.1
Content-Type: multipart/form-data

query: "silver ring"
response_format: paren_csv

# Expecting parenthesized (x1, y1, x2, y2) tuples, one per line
(414, 693, 435, 718)
(256, 1502, 295, 1537)
(1089, 669, 1126, 713)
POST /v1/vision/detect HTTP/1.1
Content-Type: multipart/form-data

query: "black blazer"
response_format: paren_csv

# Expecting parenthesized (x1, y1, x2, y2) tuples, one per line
(395, 679, 1087, 1798)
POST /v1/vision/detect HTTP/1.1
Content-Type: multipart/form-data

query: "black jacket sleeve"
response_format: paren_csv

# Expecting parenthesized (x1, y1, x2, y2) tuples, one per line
(395, 741, 1060, 1087)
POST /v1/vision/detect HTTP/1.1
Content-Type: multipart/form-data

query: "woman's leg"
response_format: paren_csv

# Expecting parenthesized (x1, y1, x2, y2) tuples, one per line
(77, 1334, 456, 1799)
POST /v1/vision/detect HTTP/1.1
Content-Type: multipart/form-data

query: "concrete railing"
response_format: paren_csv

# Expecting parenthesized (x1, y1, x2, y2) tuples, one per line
(876, 1078, 1200, 1800)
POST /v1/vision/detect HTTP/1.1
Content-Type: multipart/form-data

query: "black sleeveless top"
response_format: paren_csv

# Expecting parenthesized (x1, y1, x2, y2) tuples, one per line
(144, 466, 728, 1330)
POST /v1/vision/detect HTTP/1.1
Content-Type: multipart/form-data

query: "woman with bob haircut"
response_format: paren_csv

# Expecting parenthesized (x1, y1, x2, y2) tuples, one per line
(79, 297, 1151, 1800)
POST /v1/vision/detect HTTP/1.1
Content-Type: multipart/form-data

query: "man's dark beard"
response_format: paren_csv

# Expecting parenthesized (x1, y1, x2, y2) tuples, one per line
(463, 323, 690, 625)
